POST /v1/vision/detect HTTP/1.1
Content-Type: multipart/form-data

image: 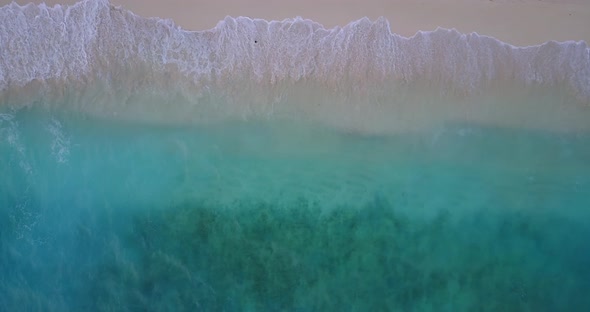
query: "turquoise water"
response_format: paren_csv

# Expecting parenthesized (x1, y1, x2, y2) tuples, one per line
(2, 1, 590, 310)
(1, 107, 589, 311)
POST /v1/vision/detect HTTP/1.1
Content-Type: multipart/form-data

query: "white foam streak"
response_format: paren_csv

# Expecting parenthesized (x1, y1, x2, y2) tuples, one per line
(47, 118, 70, 164)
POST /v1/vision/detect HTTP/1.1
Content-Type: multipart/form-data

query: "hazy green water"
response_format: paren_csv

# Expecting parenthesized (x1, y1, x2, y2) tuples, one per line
(1, 108, 590, 311)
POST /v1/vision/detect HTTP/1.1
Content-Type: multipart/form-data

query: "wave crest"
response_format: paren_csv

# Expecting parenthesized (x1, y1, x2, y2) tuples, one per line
(1, 0, 589, 132)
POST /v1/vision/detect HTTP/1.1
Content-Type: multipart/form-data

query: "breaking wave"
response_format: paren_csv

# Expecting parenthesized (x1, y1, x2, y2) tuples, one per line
(1, 0, 589, 132)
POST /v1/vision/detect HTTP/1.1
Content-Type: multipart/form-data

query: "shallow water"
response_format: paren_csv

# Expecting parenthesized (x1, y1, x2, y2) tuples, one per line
(1, 106, 589, 311)
(2, 1, 590, 310)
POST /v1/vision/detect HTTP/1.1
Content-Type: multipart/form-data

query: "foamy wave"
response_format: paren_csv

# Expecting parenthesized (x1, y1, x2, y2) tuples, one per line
(1, 0, 589, 131)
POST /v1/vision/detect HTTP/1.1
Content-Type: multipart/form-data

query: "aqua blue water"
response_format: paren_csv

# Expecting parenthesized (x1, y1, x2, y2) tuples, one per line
(1, 106, 589, 311)
(1, 1, 590, 310)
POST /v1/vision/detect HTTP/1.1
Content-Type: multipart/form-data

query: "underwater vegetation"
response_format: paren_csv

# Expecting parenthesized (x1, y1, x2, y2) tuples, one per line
(82, 196, 590, 311)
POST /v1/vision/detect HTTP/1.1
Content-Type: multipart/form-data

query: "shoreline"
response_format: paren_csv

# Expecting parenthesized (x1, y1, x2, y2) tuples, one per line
(2, 0, 590, 46)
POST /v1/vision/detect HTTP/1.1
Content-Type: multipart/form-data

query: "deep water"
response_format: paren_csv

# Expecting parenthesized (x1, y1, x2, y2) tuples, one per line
(1, 107, 590, 311)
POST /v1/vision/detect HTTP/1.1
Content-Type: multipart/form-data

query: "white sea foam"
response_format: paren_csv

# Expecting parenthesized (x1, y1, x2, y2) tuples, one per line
(0, 112, 33, 177)
(47, 117, 70, 164)
(0, 0, 589, 132)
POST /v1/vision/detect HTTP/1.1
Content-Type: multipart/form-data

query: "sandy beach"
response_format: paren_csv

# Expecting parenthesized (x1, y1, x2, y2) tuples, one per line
(3, 0, 590, 46)
(2, 2, 590, 311)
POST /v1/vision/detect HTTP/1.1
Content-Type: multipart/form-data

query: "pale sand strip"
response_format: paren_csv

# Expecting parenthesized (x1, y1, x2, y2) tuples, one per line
(3, 0, 590, 46)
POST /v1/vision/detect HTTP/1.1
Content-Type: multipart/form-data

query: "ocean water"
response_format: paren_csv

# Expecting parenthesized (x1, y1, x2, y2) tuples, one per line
(2, 0, 590, 311)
